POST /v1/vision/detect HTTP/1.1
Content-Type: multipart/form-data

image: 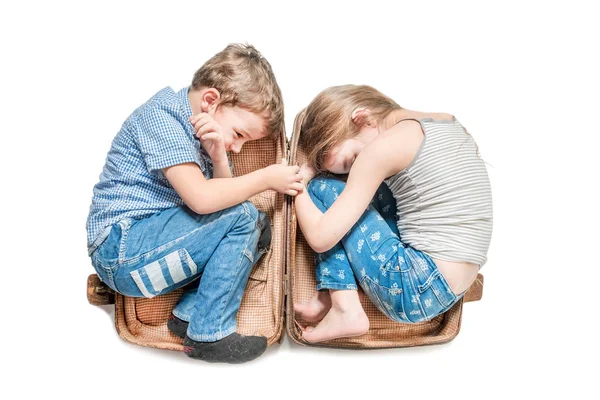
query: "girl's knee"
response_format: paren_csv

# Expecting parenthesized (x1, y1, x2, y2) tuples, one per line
(307, 177, 346, 206)
(306, 178, 322, 196)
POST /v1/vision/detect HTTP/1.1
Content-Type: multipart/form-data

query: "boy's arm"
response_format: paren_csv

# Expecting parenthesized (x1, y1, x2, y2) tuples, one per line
(164, 162, 267, 214)
(295, 121, 422, 253)
(212, 158, 233, 178)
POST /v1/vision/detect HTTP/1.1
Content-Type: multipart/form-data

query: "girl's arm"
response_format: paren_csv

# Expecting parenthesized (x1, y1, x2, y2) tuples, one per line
(295, 120, 423, 253)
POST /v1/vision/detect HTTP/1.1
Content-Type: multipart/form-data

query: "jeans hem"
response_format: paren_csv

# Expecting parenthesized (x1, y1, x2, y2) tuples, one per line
(187, 325, 236, 342)
(172, 309, 191, 322)
(316, 283, 358, 291)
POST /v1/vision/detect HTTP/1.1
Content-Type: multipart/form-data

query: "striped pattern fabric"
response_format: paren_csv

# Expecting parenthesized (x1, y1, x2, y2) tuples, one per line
(385, 118, 493, 267)
(130, 248, 199, 298)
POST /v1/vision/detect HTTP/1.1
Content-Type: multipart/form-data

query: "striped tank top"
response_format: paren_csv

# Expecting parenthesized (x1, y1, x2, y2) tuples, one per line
(384, 118, 493, 267)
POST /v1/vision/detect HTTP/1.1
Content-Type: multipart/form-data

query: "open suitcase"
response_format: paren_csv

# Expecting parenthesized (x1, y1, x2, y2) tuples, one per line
(87, 108, 484, 351)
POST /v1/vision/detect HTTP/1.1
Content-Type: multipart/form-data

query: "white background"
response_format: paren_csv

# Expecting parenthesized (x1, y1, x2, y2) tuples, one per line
(1, 0, 598, 398)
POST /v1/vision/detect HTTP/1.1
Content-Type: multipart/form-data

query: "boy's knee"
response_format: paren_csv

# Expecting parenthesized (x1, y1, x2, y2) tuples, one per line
(231, 201, 259, 223)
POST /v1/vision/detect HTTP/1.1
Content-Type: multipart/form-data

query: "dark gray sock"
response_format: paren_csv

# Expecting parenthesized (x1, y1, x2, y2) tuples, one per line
(257, 213, 272, 252)
(167, 314, 189, 339)
(174, 214, 270, 360)
(183, 333, 267, 364)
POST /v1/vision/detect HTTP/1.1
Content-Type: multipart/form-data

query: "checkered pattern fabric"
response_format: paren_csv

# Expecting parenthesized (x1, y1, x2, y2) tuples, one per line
(86, 87, 222, 248)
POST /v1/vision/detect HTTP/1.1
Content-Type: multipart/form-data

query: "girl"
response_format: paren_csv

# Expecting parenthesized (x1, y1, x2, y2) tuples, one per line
(294, 85, 492, 343)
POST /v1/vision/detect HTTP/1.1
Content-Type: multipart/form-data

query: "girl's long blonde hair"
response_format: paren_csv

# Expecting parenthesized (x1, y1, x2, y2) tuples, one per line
(300, 85, 401, 173)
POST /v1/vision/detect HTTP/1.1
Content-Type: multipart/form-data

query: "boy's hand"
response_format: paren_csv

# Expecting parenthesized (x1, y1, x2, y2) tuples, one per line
(190, 113, 228, 164)
(263, 159, 305, 196)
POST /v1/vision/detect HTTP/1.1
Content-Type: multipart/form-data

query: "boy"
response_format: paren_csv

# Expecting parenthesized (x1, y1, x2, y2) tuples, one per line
(87, 44, 304, 364)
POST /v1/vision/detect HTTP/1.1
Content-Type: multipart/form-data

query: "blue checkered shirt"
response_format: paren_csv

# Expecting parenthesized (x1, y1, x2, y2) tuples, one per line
(86, 87, 226, 251)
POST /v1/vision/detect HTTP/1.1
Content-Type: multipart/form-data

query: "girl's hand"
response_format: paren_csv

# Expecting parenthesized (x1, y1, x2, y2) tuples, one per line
(190, 113, 228, 164)
(263, 159, 305, 196)
(299, 162, 317, 185)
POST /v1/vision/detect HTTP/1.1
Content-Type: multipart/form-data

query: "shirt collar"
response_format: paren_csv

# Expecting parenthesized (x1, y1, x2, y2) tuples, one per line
(177, 86, 193, 121)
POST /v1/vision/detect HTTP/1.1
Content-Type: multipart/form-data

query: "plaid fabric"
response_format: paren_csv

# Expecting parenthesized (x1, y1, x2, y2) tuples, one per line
(86, 87, 220, 249)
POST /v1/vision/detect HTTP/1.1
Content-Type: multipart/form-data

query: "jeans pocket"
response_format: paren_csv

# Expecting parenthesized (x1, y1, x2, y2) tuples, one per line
(115, 218, 136, 263)
(91, 254, 118, 293)
(125, 248, 199, 298)
(361, 276, 407, 323)
(365, 237, 400, 271)
(417, 270, 457, 310)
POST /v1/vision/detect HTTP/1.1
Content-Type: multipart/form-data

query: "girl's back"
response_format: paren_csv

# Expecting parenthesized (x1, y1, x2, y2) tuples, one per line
(383, 112, 492, 294)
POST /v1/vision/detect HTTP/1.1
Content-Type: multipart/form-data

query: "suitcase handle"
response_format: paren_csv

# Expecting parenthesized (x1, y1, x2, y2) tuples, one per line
(87, 274, 115, 306)
(463, 273, 484, 303)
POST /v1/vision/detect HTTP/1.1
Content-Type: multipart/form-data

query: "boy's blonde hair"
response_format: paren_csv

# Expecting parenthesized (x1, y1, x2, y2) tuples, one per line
(300, 85, 401, 173)
(192, 43, 284, 138)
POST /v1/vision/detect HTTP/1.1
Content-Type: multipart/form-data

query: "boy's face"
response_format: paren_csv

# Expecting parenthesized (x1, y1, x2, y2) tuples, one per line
(213, 106, 267, 153)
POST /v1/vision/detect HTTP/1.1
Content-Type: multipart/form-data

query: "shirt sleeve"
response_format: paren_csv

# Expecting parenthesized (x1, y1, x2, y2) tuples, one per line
(229, 155, 235, 178)
(136, 103, 203, 176)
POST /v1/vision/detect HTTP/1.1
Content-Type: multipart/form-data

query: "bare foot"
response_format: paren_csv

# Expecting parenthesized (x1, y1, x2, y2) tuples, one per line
(294, 291, 332, 322)
(301, 291, 369, 343)
(302, 307, 369, 343)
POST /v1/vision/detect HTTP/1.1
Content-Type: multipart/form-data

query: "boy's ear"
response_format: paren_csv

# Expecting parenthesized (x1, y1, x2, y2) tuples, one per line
(201, 88, 221, 113)
(351, 108, 374, 127)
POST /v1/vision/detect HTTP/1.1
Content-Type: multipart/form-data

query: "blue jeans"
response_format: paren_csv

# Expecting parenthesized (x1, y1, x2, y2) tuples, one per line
(307, 177, 463, 324)
(90, 202, 268, 341)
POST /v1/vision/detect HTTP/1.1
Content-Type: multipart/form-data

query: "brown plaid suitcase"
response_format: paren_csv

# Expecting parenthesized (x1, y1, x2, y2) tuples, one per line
(87, 108, 484, 351)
